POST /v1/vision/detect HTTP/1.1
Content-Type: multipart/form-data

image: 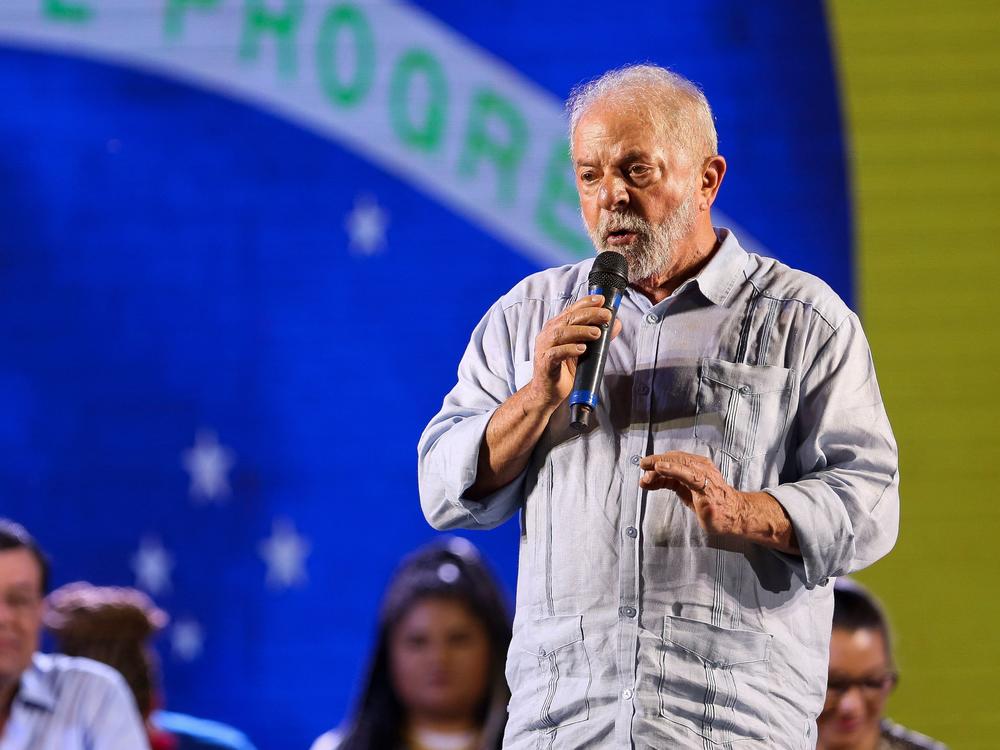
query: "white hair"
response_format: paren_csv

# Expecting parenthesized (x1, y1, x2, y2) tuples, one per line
(566, 64, 718, 163)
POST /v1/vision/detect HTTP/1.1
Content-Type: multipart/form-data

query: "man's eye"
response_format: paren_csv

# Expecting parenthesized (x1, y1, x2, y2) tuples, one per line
(629, 165, 649, 177)
(579, 171, 597, 183)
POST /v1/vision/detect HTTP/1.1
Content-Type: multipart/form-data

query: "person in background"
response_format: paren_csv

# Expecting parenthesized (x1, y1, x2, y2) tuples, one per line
(0, 518, 150, 749)
(312, 537, 512, 750)
(817, 579, 947, 750)
(44, 581, 256, 750)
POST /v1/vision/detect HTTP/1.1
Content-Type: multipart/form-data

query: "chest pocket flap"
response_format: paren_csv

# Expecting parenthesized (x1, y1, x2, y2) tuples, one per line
(694, 358, 794, 462)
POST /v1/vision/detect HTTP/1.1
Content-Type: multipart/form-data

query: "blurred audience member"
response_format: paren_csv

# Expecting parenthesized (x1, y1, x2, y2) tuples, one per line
(312, 537, 512, 750)
(44, 581, 257, 750)
(0, 518, 149, 749)
(817, 579, 947, 750)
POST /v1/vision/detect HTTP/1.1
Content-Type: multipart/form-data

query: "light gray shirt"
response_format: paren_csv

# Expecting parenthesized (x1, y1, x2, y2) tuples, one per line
(0, 653, 150, 750)
(418, 230, 899, 749)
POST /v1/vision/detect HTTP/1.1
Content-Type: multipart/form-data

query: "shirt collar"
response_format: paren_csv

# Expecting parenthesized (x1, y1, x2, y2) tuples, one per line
(691, 227, 749, 306)
(15, 653, 57, 712)
(622, 227, 749, 309)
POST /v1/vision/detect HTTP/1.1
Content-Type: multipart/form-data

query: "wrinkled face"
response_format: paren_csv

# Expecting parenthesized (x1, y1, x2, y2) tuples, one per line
(817, 627, 896, 749)
(389, 597, 493, 724)
(0, 549, 44, 687)
(573, 101, 701, 283)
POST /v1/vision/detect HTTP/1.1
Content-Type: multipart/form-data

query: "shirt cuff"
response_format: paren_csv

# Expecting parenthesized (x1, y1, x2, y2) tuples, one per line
(764, 480, 854, 589)
(430, 409, 525, 529)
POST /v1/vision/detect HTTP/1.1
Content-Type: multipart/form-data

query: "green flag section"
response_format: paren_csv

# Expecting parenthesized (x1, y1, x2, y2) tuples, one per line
(0, 0, 773, 268)
(0, 0, 590, 265)
(828, 2, 1000, 746)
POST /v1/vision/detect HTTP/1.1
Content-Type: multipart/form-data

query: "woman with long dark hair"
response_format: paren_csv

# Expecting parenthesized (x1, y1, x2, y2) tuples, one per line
(311, 537, 512, 750)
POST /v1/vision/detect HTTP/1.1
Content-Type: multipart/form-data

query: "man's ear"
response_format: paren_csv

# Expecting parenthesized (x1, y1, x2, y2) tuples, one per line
(699, 155, 727, 210)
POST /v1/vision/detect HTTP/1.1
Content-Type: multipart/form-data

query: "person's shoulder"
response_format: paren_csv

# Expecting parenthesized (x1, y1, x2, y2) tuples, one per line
(745, 252, 854, 331)
(309, 729, 343, 750)
(24, 653, 136, 721)
(881, 718, 949, 750)
(496, 259, 591, 310)
(32, 652, 130, 692)
(152, 709, 257, 750)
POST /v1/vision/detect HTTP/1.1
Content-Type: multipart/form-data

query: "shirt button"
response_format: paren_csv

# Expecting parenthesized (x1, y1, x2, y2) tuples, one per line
(630, 455, 641, 466)
(637, 384, 650, 395)
(625, 526, 638, 538)
(645, 313, 659, 324)
(620, 606, 637, 618)
(740, 384, 751, 395)
(622, 688, 634, 700)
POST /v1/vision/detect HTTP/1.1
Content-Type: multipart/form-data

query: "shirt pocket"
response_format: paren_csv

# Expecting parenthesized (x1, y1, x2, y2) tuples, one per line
(508, 614, 592, 731)
(658, 615, 773, 744)
(694, 358, 794, 461)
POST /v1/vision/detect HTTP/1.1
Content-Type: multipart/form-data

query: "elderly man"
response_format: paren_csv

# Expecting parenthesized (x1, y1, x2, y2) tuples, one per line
(418, 64, 898, 749)
(0, 519, 149, 749)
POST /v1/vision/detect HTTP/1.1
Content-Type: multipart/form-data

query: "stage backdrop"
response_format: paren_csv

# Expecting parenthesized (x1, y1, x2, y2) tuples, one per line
(4, 1, 975, 748)
(829, 2, 999, 746)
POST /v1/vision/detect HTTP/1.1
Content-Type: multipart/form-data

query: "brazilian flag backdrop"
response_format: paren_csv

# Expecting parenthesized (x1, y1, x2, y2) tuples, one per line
(0, 1, 994, 747)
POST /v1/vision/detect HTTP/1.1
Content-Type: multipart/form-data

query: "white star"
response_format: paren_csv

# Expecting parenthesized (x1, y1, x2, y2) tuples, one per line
(181, 429, 235, 503)
(131, 536, 174, 595)
(171, 618, 204, 662)
(258, 518, 311, 590)
(345, 195, 389, 255)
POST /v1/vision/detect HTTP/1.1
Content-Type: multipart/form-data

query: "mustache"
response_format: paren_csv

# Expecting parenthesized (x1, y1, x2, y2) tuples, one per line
(597, 211, 651, 237)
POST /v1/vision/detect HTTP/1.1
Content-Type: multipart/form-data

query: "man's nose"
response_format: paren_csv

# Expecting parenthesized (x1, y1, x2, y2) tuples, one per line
(835, 685, 866, 715)
(598, 174, 628, 211)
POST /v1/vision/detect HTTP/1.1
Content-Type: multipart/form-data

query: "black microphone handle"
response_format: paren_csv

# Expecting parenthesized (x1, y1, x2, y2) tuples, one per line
(569, 285, 623, 431)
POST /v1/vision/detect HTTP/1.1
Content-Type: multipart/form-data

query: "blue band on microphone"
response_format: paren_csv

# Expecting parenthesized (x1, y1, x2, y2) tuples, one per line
(569, 389, 600, 408)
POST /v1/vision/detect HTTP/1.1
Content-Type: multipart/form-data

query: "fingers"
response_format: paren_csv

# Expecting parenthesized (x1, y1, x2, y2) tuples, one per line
(639, 451, 711, 473)
(638, 473, 695, 510)
(537, 343, 588, 375)
(639, 451, 716, 493)
(535, 296, 616, 359)
(559, 297, 614, 328)
(547, 324, 604, 346)
(650, 460, 703, 490)
(638, 471, 681, 491)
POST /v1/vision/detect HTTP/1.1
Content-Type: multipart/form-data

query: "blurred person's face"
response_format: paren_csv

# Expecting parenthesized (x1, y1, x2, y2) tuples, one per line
(817, 627, 896, 750)
(389, 597, 492, 726)
(0, 549, 44, 688)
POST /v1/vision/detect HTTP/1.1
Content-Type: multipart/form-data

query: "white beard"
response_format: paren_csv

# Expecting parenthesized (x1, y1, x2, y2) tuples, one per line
(586, 190, 699, 284)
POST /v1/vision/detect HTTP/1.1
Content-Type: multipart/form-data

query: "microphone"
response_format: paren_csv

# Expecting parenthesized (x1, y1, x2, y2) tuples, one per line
(569, 251, 629, 431)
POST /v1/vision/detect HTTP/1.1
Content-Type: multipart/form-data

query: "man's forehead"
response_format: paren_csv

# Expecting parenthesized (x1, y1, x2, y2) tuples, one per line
(0, 548, 43, 586)
(574, 114, 663, 158)
(829, 627, 890, 670)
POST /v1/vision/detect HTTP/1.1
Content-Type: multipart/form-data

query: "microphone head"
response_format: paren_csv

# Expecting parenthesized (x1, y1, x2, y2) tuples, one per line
(589, 251, 629, 290)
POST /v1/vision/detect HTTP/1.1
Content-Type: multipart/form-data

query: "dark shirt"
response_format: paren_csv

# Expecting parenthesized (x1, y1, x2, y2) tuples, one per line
(880, 719, 948, 750)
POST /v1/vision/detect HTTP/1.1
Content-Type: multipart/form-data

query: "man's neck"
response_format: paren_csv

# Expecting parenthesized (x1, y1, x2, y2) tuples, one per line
(0, 677, 20, 737)
(631, 222, 720, 304)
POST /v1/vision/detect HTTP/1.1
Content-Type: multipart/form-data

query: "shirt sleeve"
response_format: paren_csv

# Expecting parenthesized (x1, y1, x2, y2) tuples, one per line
(87, 668, 152, 750)
(766, 312, 899, 587)
(418, 299, 527, 531)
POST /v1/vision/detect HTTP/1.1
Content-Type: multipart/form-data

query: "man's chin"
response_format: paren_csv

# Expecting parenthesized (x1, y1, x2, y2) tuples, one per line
(0, 653, 31, 681)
